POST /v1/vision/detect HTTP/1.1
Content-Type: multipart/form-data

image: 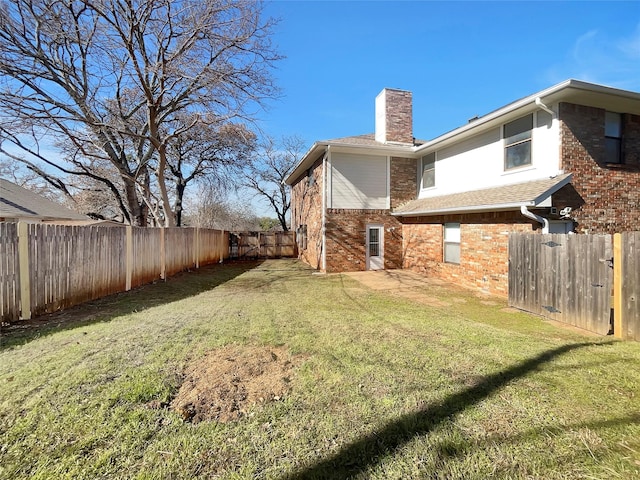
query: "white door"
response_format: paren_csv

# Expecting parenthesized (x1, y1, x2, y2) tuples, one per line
(366, 225, 384, 270)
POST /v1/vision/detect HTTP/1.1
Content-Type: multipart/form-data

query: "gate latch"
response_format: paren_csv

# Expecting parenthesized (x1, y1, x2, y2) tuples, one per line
(599, 257, 614, 269)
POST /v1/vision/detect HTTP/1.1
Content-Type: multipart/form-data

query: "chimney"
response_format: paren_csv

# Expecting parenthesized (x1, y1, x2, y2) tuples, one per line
(375, 88, 413, 144)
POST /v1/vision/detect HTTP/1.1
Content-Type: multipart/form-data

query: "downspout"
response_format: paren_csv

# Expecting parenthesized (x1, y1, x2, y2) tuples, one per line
(535, 97, 555, 118)
(321, 147, 328, 271)
(520, 205, 549, 234)
(524, 97, 554, 234)
(535, 97, 563, 172)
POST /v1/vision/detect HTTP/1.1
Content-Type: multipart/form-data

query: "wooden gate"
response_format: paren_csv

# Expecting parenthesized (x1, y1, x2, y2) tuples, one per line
(616, 232, 640, 340)
(230, 232, 297, 259)
(509, 233, 612, 335)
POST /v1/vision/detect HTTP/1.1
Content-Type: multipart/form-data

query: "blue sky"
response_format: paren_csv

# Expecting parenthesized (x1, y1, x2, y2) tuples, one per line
(259, 0, 640, 145)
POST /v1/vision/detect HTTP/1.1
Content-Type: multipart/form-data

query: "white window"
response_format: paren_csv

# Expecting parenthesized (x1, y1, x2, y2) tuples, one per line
(444, 223, 460, 264)
(421, 153, 435, 189)
(504, 114, 533, 170)
(605, 111, 622, 164)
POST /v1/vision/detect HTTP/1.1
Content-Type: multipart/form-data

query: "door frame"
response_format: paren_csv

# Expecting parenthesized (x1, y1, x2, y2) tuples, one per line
(366, 224, 384, 270)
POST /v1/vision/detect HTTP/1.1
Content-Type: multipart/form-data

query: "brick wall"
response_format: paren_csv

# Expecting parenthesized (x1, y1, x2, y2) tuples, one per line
(402, 212, 536, 296)
(290, 157, 324, 269)
(390, 157, 418, 208)
(377, 89, 413, 144)
(320, 156, 416, 272)
(325, 209, 403, 272)
(559, 102, 640, 234)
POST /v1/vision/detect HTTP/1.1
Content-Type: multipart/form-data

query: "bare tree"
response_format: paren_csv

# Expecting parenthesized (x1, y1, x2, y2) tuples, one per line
(243, 135, 305, 231)
(0, 0, 280, 226)
(184, 183, 259, 231)
(166, 117, 255, 226)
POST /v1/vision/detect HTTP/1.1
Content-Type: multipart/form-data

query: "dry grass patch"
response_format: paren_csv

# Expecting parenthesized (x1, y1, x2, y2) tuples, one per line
(170, 345, 302, 423)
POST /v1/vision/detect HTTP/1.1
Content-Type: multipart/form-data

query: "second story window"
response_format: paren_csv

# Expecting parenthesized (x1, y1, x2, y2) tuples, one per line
(504, 114, 533, 170)
(605, 111, 622, 164)
(421, 153, 435, 189)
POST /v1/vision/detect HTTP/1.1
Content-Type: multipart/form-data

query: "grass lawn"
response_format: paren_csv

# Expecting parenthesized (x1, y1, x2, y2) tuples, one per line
(1, 259, 639, 479)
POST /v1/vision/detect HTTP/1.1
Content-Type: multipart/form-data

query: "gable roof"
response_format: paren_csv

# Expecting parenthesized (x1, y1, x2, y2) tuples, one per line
(286, 134, 418, 184)
(0, 178, 88, 221)
(392, 174, 572, 217)
(414, 79, 640, 155)
(285, 79, 640, 186)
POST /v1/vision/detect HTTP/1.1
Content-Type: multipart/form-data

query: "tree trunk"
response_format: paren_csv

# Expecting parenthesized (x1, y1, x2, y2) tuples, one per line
(123, 176, 147, 226)
(174, 179, 186, 227)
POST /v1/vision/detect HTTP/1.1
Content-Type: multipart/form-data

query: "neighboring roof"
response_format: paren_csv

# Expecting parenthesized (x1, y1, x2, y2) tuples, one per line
(392, 173, 573, 217)
(0, 178, 88, 221)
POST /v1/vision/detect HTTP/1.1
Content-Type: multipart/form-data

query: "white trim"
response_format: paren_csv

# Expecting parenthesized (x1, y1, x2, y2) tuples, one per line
(503, 112, 534, 171)
(386, 156, 391, 209)
(321, 149, 328, 271)
(393, 202, 535, 217)
(419, 151, 437, 193)
(443, 222, 461, 264)
(327, 147, 333, 209)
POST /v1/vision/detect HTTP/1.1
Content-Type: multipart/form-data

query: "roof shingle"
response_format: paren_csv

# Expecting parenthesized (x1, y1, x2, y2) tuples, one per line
(393, 174, 572, 216)
(0, 178, 88, 221)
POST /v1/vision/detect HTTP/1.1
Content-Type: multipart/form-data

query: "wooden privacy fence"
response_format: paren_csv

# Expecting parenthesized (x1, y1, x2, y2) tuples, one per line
(229, 231, 297, 259)
(509, 232, 640, 340)
(0, 222, 229, 322)
(614, 232, 640, 341)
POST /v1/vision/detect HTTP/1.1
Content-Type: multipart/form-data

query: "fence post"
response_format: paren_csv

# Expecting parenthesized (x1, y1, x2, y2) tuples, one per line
(194, 227, 199, 269)
(221, 230, 226, 262)
(17, 222, 31, 320)
(613, 233, 623, 339)
(160, 227, 166, 280)
(125, 225, 133, 291)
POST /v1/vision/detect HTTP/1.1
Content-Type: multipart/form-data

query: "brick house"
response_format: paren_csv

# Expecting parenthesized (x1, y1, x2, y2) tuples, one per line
(285, 80, 640, 296)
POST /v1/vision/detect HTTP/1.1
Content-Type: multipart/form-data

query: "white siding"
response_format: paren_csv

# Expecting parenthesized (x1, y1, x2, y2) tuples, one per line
(418, 110, 562, 199)
(330, 153, 389, 209)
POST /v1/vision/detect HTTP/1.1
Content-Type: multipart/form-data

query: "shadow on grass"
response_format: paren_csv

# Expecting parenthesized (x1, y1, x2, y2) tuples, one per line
(0, 260, 264, 350)
(283, 341, 614, 480)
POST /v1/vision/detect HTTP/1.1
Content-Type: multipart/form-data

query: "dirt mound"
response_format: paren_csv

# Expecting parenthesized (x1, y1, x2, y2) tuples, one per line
(171, 345, 301, 423)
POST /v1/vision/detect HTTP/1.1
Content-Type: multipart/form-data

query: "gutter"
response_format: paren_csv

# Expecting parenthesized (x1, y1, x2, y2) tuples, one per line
(413, 78, 640, 155)
(520, 205, 549, 233)
(535, 97, 555, 118)
(392, 201, 536, 217)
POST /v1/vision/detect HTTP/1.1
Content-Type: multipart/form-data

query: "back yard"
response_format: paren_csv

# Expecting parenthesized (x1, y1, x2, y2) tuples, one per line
(1, 259, 639, 479)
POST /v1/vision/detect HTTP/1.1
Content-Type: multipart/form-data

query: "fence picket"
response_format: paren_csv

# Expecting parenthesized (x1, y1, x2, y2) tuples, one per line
(0, 224, 236, 322)
(0, 223, 19, 321)
(620, 232, 640, 340)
